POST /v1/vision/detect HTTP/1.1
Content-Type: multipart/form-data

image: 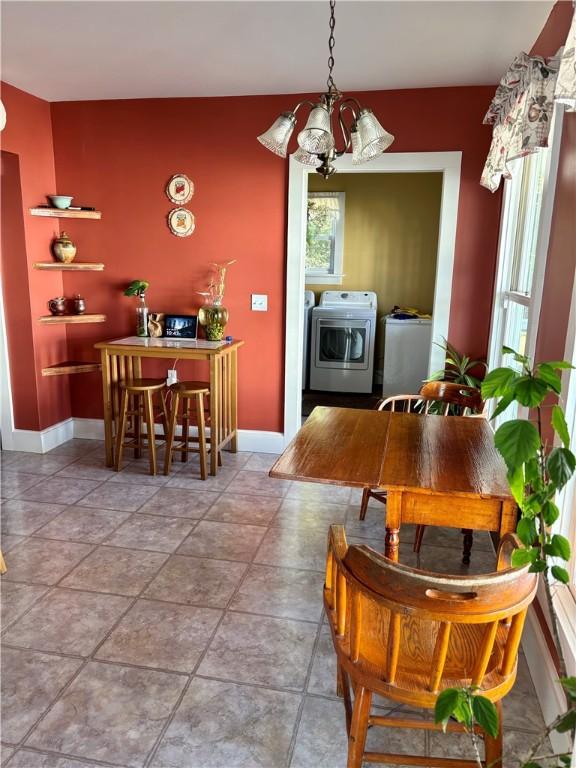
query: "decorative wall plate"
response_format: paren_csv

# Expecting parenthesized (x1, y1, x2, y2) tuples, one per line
(166, 174, 194, 204)
(168, 207, 195, 237)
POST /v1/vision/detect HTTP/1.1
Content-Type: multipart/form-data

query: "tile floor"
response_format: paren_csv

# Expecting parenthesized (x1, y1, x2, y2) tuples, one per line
(1, 440, 549, 767)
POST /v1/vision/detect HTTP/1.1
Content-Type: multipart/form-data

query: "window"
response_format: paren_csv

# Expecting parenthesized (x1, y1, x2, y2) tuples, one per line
(305, 192, 345, 284)
(487, 109, 563, 426)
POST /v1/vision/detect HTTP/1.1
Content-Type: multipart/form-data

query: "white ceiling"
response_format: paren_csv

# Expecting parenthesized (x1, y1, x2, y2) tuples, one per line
(1, 1, 554, 101)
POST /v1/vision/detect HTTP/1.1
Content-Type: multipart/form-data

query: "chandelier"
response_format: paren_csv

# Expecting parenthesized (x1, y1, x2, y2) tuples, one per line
(257, 0, 394, 179)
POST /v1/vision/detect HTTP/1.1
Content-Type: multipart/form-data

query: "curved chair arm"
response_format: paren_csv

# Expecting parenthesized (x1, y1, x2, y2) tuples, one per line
(496, 532, 524, 572)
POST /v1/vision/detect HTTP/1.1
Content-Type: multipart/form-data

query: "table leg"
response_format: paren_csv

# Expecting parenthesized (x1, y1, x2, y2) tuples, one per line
(230, 348, 238, 453)
(100, 350, 114, 468)
(209, 355, 220, 476)
(384, 491, 401, 562)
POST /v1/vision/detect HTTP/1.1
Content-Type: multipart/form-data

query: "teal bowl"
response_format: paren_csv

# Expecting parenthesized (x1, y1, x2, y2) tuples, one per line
(48, 195, 73, 210)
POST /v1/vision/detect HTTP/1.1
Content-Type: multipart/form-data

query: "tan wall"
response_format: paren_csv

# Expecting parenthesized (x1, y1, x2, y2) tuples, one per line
(306, 171, 442, 316)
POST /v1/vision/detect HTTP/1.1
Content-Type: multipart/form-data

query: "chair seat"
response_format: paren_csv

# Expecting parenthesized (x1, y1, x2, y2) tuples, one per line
(169, 380, 210, 395)
(122, 378, 166, 392)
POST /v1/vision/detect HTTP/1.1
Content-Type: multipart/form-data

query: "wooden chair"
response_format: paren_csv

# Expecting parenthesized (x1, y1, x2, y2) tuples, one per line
(0, 550, 6, 574)
(324, 525, 537, 768)
(359, 382, 486, 564)
(164, 381, 212, 479)
(114, 378, 169, 476)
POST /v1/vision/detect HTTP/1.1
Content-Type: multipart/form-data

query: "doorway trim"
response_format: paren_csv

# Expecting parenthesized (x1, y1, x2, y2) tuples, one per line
(284, 150, 462, 444)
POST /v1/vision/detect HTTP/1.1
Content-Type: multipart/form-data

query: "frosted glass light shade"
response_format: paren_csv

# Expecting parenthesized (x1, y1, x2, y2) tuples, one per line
(293, 147, 322, 167)
(351, 129, 363, 165)
(0, 99, 6, 131)
(297, 104, 334, 154)
(257, 112, 296, 158)
(355, 109, 394, 162)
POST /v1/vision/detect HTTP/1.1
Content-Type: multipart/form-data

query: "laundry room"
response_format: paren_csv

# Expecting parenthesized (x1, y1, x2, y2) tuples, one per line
(302, 171, 443, 417)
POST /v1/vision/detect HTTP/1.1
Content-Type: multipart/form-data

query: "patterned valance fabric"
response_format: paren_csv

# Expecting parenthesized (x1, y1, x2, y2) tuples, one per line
(481, 11, 576, 192)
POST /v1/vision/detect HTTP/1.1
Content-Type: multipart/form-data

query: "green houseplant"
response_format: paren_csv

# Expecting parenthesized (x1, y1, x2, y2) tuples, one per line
(124, 280, 150, 337)
(433, 346, 575, 767)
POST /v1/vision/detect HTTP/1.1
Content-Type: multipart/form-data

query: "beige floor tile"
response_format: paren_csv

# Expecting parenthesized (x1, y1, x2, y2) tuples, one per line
(136, 487, 219, 518)
(95, 598, 221, 672)
(0, 472, 43, 499)
(60, 546, 168, 596)
(218, 451, 252, 469)
(48, 439, 105, 458)
(55, 457, 123, 481)
(26, 661, 186, 768)
(285, 481, 352, 505)
(343, 502, 387, 539)
(167, 467, 238, 492)
(75, 482, 160, 512)
(0, 533, 27, 552)
(307, 624, 338, 699)
(144, 555, 246, 608)
(107, 463, 171, 486)
(226, 470, 290, 498)
(1, 501, 67, 535)
(151, 678, 301, 768)
(254, 527, 328, 572)
(3, 539, 93, 586)
(177, 520, 265, 561)
(3, 455, 76, 476)
(104, 514, 195, 553)
(198, 611, 317, 690)
(2, 588, 131, 656)
(503, 655, 546, 732)
(205, 493, 281, 526)
(0, 745, 14, 765)
(34, 507, 131, 544)
(1, 582, 49, 630)
(230, 564, 324, 622)
(16, 478, 102, 505)
(6, 750, 102, 767)
(1, 647, 82, 743)
(273, 498, 348, 530)
(242, 453, 281, 472)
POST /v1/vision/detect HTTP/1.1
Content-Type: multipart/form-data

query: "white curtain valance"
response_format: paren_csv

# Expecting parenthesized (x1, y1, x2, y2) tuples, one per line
(481, 10, 576, 193)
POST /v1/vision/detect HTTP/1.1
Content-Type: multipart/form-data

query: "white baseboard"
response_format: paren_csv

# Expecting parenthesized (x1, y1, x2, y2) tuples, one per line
(1, 416, 286, 455)
(522, 605, 572, 755)
(2, 418, 74, 453)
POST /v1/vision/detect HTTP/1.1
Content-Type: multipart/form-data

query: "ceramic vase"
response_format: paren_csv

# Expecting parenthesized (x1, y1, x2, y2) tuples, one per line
(198, 300, 228, 340)
(51, 232, 77, 264)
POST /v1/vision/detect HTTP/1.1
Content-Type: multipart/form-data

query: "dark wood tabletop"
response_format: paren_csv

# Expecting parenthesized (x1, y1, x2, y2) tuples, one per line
(270, 406, 512, 501)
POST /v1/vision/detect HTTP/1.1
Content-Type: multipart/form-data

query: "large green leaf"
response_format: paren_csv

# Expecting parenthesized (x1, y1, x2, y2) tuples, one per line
(494, 420, 541, 471)
(544, 361, 574, 370)
(513, 376, 549, 407)
(551, 565, 570, 584)
(541, 500, 560, 526)
(555, 708, 576, 733)
(434, 689, 460, 727)
(549, 534, 572, 561)
(536, 363, 562, 394)
(547, 447, 576, 489)
(472, 696, 499, 738)
(507, 465, 525, 507)
(517, 517, 536, 546)
(481, 368, 519, 399)
(551, 405, 571, 449)
(511, 547, 538, 567)
(490, 392, 514, 421)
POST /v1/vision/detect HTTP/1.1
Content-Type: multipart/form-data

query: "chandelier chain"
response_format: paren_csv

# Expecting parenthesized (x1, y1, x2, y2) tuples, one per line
(327, 0, 336, 91)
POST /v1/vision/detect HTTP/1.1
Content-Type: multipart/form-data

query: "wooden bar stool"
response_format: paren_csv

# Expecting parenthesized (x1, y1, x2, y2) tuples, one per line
(114, 378, 168, 475)
(164, 381, 210, 479)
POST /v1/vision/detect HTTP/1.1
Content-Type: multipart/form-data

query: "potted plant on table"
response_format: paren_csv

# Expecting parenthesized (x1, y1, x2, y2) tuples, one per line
(124, 279, 150, 337)
(434, 346, 575, 767)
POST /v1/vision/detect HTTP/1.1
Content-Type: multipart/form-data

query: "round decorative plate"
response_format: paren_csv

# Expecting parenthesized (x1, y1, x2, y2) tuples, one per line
(166, 174, 194, 204)
(168, 207, 195, 237)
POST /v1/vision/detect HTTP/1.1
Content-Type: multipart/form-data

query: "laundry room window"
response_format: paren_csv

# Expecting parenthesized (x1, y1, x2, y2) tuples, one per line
(305, 192, 345, 284)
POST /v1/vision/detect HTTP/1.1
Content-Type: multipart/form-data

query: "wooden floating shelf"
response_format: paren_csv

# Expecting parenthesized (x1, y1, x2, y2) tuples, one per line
(42, 361, 102, 377)
(34, 262, 105, 271)
(30, 208, 102, 220)
(38, 314, 107, 325)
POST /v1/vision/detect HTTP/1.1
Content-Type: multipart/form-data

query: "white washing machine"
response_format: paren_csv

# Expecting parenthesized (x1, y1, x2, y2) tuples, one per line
(382, 315, 433, 397)
(310, 291, 377, 393)
(302, 290, 315, 389)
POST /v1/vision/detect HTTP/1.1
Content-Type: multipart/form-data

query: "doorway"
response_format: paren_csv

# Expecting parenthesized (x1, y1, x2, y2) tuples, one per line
(284, 151, 462, 443)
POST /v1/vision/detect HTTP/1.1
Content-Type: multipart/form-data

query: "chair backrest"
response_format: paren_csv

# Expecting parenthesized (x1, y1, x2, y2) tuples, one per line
(376, 382, 484, 417)
(324, 525, 537, 702)
(419, 381, 485, 415)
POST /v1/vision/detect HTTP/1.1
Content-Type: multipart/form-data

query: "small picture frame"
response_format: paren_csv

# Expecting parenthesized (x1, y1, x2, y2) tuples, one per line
(163, 314, 198, 339)
(167, 207, 195, 237)
(166, 174, 194, 204)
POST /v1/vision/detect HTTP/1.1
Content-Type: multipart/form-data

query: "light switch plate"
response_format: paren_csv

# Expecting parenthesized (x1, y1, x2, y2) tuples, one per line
(251, 294, 268, 312)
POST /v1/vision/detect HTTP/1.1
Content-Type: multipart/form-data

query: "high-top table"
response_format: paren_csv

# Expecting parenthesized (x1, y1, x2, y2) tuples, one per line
(95, 337, 243, 475)
(269, 406, 516, 561)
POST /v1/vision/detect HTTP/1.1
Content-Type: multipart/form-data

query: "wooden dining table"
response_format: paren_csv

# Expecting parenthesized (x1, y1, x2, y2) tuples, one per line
(95, 336, 243, 475)
(269, 406, 516, 562)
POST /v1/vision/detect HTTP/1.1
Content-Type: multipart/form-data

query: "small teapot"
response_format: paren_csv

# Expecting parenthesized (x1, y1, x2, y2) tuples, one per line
(48, 297, 66, 316)
(73, 294, 86, 315)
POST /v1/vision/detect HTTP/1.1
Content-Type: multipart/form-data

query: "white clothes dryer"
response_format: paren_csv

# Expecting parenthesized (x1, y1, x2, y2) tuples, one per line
(302, 290, 316, 389)
(310, 291, 377, 393)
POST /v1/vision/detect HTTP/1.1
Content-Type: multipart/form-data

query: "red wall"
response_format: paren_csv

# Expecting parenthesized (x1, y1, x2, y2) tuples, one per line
(1, 82, 71, 431)
(49, 85, 502, 432)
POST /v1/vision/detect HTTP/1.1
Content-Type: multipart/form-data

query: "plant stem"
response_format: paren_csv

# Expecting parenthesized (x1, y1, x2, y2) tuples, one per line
(524, 709, 572, 764)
